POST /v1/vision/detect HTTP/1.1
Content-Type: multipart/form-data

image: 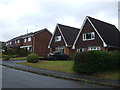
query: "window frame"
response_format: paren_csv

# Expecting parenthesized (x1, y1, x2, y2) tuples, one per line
(77, 48, 85, 52)
(17, 40, 20, 43)
(24, 38, 27, 43)
(28, 37, 31, 42)
(88, 46, 101, 51)
(56, 46, 64, 53)
(83, 32, 95, 41)
(55, 36, 61, 42)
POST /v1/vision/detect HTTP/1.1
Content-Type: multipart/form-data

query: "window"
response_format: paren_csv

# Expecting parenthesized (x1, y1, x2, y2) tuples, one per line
(56, 46, 64, 52)
(83, 32, 95, 41)
(10, 42, 12, 44)
(28, 37, 31, 42)
(55, 36, 61, 42)
(88, 46, 100, 51)
(24, 38, 27, 42)
(17, 40, 20, 43)
(77, 48, 84, 52)
(15, 41, 16, 44)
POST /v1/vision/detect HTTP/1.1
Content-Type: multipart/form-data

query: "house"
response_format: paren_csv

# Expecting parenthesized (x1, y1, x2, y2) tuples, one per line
(6, 28, 52, 56)
(72, 16, 120, 52)
(48, 23, 80, 57)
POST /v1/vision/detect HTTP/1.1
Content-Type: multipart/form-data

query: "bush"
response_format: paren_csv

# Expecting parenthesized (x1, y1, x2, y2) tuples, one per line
(27, 54, 39, 63)
(73, 51, 120, 74)
(19, 48, 28, 57)
(3, 55, 10, 60)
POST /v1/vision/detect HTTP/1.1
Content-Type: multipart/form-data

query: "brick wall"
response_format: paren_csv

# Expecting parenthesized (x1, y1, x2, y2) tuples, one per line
(33, 30, 52, 56)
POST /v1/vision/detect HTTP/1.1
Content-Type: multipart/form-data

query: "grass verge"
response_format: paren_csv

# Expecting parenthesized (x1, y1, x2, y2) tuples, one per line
(19, 61, 119, 80)
(19, 61, 75, 73)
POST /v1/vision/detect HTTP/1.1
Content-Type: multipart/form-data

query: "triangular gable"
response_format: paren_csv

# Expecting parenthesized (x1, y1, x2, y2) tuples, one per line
(88, 17, 120, 48)
(72, 16, 107, 49)
(48, 24, 68, 48)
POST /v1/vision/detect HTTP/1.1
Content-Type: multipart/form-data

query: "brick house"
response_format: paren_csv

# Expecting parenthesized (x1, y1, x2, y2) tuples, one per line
(48, 23, 80, 57)
(72, 16, 120, 52)
(6, 28, 52, 56)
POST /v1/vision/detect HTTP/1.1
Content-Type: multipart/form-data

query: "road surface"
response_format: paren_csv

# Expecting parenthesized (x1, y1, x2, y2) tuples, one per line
(2, 66, 107, 88)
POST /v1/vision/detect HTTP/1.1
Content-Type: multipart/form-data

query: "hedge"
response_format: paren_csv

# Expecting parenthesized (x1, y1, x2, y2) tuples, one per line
(73, 51, 120, 74)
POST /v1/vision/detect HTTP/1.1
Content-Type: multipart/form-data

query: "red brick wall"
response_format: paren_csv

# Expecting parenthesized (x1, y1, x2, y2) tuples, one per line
(64, 47, 76, 58)
(22, 38, 32, 46)
(33, 30, 52, 56)
(50, 27, 65, 48)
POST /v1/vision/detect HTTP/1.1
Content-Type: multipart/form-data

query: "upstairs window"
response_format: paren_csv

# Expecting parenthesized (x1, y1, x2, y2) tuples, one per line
(28, 37, 31, 42)
(83, 32, 95, 41)
(24, 38, 27, 42)
(55, 36, 61, 42)
(6, 43, 8, 45)
(10, 42, 12, 44)
(15, 41, 16, 44)
(17, 40, 20, 43)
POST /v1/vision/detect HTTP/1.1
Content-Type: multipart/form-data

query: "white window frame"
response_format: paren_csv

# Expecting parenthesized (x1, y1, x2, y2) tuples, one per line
(15, 41, 16, 44)
(28, 37, 31, 42)
(83, 32, 95, 41)
(88, 46, 101, 51)
(55, 36, 61, 42)
(56, 46, 64, 52)
(9, 42, 12, 44)
(77, 48, 84, 52)
(17, 40, 20, 43)
(24, 38, 27, 43)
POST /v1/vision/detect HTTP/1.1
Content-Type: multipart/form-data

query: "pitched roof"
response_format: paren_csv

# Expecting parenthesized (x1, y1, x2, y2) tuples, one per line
(73, 16, 120, 48)
(48, 23, 80, 48)
(58, 24, 80, 46)
(6, 28, 51, 42)
(88, 16, 120, 47)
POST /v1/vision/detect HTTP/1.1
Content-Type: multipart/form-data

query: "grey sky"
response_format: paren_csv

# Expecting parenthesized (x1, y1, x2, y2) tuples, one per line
(0, 0, 119, 42)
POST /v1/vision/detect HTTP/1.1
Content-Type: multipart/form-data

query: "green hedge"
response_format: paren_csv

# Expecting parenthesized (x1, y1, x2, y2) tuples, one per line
(73, 51, 120, 74)
(27, 54, 39, 63)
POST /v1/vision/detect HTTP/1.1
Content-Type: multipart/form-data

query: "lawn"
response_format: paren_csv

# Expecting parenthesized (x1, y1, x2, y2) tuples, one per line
(10, 57, 27, 60)
(19, 61, 119, 80)
(19, 61, 75, 73)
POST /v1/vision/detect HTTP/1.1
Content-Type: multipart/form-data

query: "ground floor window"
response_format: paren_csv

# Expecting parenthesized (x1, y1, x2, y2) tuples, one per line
(77, 48, 84, 52)
(56, 46, 64, 53)
(20, 45, 32, 51)
(88, 46, 101, 51)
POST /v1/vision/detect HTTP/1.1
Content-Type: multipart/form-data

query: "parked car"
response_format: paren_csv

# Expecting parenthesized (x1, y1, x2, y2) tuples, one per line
(47, 51, 70, 60)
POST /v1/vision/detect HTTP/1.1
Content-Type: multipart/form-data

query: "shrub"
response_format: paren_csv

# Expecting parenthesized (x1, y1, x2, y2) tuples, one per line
(7, 48, 14, 56)
(73, 51, 120, 74)
(19, 48, 28, 57)
(3, 55, 10, 60)
(27, 54, 39, 63)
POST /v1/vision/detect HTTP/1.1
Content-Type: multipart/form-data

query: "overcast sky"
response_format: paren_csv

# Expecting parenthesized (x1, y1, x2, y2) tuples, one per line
(0, 0, 119, 42)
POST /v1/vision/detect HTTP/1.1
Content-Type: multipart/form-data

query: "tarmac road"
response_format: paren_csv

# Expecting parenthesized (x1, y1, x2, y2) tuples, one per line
(2, 66, 107, 88)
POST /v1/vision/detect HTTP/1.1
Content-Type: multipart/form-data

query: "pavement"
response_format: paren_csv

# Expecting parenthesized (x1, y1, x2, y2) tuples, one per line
(1, 60, 120, 88)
